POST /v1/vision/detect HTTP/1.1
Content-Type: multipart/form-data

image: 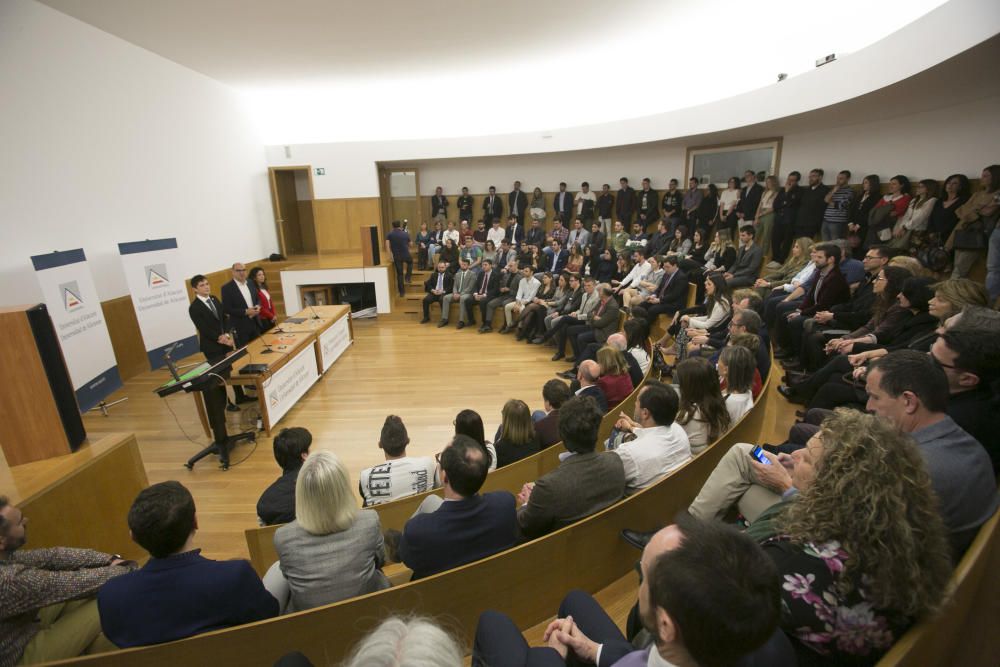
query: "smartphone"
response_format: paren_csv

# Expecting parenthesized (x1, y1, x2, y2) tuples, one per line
(750, 446, 772, 465)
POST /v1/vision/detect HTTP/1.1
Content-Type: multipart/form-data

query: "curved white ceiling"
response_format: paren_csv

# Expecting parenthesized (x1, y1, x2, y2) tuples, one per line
(40, 0, 952, 144)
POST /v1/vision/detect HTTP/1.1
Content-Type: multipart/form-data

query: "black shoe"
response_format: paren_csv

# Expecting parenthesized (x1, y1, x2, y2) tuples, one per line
(437, 320, 448, 328)
(236, 396, 257, 404)
(557, 370, 576, 379)
(621, 528, 658, 550)
(777, 384, 806, 404)
(565, 356, 576, 363)
(551, 352, 564, 361)
(456, 322, 465, 330)
(780, 359, 802, 371)
(226, 403, 240, 412)
(515, 332, 526, 341)
(420, 317, 430, 324)
(479, 326, 492, 334)
(498, 326, 509, 334)
(530, 337, 544, 345)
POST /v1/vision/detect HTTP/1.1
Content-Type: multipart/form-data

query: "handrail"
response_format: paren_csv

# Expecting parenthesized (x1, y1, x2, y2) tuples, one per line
(50, 355, 770, 666)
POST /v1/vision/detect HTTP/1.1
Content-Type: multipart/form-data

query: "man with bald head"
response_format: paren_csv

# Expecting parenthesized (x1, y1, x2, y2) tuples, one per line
(474, 513, 785, 666)
(220, 262, 261, 348)
(575, 360, 608, 414)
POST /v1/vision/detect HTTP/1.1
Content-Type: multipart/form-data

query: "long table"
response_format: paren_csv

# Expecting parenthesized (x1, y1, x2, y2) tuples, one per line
(194, 306, 353, 436)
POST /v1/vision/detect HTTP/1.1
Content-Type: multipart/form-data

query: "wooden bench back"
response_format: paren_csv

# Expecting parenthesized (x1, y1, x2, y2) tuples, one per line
(56, 362, 764, 666)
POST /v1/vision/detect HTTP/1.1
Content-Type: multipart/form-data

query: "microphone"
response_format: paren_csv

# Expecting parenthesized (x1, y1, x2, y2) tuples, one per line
(229, 328, 239, 348)
(308, 303, 321, 320)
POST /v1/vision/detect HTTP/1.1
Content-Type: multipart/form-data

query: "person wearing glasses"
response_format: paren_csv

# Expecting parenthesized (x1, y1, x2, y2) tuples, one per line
(220, 262, 261, 348)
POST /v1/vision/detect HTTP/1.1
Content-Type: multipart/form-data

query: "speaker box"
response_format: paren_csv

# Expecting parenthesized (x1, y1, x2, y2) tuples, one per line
(26, 305, 86, 451)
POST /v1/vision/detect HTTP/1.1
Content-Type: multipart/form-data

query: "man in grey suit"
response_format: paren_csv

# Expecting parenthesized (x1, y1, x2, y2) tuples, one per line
(439, 258, 476, 328)
(565, 284, 621, 368)
(724, 227, 764, 288)
(517, 395, 625, 539)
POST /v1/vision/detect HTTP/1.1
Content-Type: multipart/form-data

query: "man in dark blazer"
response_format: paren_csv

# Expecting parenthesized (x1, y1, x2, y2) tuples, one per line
(466, 258, 501, 329)
(517, 395, 625, 539)
(545, 240, 569, 274)
(535, 379, 571, 448)
(574, 361, 609, 414)
(616, 177, 635, 225)
(774, 243, 850, 359)
(420, 261, 454, 323)
(507, 181, 528, 225)
(737, 170, 764, 231)
(219, 262, 260, 348)
(505, 214, 525, 248)
(553, 182, 573, 224)
(525, 219, 546, 248)
(97, 482, 278, 647)
(724, 227, 764, 288)
(636, 178, 659, 232)
(430, 186, 448, 221)
(495, 239, 517, 269)
(398, 435, 517, 579)
(482, 186, 503, 222)
(188, 274, 247, 419)
(632, 256, 688, 320)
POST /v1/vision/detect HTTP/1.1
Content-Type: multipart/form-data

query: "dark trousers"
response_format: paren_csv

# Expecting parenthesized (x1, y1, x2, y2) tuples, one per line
(393, 257, 412, 295)
(772, 221, 793, 264)
(568, 326, 595, 360)
(542, 315, 576, 351)
(472, 590, 626, 667)
(630, 303, 678, 324)
(202, 379, 230, 444)
(422, 293, 444, 319)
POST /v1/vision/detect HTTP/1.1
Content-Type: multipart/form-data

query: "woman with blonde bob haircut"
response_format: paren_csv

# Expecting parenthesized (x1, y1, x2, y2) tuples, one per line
(752, 409, 952, 664)
(273, 450, 389, 612)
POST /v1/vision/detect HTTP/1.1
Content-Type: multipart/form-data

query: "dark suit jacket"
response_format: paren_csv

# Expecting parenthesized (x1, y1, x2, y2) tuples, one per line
(577, 385, 609, 415)
(738, 183, 764, 220)
(97, 550, 277, 647)
(431, 195, 448, 217)
(496, 248, 517, 269)
(424, 271, 454, 295)
(525, 227, 547, 247)
(559, 288, 584, 315)
(553, 191, 573, 220)
(546, 249, 569, 274)
(616, 187, 636, 219)
(730, 244, 764, 281)
(507, 191, 527, 218)
(400, 492, 518, 579)
(799, 266, 850, 317)
(482, 195, 504, 221)
(589, 297, 621, 344)
(517, 452, 625, 539)
(535, 409, 561, 448)
(829, 277, 876, 330)
(220, 280, 260, 347)
(654, 269, 689, 314)
(505, 221, 525, 246)
(188, 296, 231, 362)
(636, 188, 659, 221)
(474, 269, 501, 301)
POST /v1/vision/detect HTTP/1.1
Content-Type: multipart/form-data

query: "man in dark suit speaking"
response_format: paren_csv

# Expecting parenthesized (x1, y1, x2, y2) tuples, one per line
(397, 435, 517, 579)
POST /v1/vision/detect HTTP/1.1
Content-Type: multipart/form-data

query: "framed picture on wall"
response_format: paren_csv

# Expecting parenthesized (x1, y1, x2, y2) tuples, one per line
(685, 138, 782, 187)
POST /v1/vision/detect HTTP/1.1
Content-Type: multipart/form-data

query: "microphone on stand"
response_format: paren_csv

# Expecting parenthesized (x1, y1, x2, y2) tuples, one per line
(308, 303, 321, 320)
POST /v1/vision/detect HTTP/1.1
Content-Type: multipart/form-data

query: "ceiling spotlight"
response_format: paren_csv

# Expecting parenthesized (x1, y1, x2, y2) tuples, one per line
(777, 73, 788, 82)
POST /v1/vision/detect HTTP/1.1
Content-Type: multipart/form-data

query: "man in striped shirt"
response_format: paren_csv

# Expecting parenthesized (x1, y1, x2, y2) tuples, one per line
(820, 170, 855, 241)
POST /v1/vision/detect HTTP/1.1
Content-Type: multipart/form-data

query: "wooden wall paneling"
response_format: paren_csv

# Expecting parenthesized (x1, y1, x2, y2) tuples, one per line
(296, 200, 317, 254)
(313, 199, 349, 253)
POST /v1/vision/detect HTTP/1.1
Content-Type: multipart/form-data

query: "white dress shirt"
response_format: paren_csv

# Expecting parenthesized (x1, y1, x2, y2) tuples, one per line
(515, 276, 541, 304)
(613, 423, 692, 494)
(487, 227, 507, 247)
(236, 280, 253, 308)
(619, 260, 651, 290)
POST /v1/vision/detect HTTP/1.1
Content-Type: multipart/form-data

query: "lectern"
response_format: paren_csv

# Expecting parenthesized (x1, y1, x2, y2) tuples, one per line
(0, 305, 86, 466)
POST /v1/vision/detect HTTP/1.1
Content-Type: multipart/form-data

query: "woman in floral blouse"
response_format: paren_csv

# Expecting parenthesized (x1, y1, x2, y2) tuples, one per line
(749, 409, 952, 666)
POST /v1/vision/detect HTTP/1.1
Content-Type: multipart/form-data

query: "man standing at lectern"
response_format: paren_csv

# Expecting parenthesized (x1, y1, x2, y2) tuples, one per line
(189, 275, 243, 436)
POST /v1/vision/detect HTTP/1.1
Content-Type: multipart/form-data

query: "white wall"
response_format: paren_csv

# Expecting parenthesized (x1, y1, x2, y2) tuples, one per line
(265, 0, 1000, 199)
(0, 0, 277, 304)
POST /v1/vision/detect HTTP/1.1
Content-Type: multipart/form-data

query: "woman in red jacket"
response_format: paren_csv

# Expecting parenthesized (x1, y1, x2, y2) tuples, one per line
(249, 266, 277, 332)
(595, 346, 634, 408)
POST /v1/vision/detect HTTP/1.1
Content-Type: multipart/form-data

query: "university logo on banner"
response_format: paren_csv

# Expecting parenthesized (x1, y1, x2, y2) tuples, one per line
(146, 264, 170, 288)
(31, 249, 122, 412)
(59, 281, 84, 312)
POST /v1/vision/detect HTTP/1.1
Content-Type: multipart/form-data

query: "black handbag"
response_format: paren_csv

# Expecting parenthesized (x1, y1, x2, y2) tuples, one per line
(952, 222, 986, 251)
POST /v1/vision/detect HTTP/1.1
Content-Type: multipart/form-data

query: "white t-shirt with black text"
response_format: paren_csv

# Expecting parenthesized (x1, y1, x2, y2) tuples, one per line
(359, 456, 437, 507)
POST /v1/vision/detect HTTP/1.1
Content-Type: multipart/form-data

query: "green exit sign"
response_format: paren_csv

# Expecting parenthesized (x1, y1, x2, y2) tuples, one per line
(315, 168, 325, 176)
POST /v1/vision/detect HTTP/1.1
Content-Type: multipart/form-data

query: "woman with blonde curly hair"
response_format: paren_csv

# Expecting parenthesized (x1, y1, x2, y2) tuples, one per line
(749, 409, 952, 665)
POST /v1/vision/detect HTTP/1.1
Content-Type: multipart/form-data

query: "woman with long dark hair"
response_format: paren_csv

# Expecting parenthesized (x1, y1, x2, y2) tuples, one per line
(248, 266, 277, 332)
(454, 409, 496, 471)
(948, 164, 1000, 285)
(673, 357, 731, 454)
(846, 174, 880, 258)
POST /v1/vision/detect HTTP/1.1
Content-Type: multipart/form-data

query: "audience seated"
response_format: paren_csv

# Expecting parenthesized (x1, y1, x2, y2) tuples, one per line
(273, 452, 388, 612)
(629, 255, 689, 324)
(610, 383, 691, 494)
(0, 496, 134, 664)
(534, 379, 571, 448)
(420, 261, 454, 324)
(595, 346, 635, 407)
(656, 274, 733, 350)
(344, 615, 463, 667)
(517, 396, 625, 539)
(728, 332, 764, 399)
(718, 345, 755, 423)
(359, 416, 437, 507)
(98, 482, 277, 646)
(773, 243, 851, 361)
(257, 427, 311, 525)
(494, 399, 542, 467)
(621, 319, 651, 377)
(672, 357, 732, 454)
(723, 226, 764, 288)
(564, 284, 621, 372)
(398, 435, 518, 579)
(474, 513, 785, 667)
